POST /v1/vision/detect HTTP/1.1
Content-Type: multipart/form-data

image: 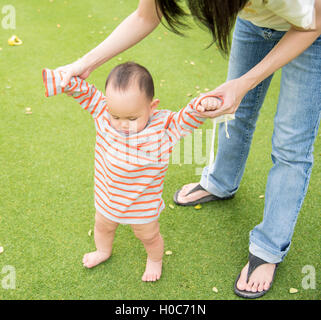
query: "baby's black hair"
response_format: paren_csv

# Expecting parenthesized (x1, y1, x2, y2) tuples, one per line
(105, 62, 154, 100)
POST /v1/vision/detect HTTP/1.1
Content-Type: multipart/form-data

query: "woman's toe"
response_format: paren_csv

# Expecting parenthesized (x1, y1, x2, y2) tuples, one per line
(263, 281, 270, 291)
(246, 280, 254, 292)
(237, 279, 246, 290)
(257, 282, 264, 292)
(251, 281, 259, 292)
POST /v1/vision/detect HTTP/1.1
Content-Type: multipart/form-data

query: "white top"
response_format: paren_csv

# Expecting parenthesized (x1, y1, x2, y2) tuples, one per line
(238, 0, 315, 31)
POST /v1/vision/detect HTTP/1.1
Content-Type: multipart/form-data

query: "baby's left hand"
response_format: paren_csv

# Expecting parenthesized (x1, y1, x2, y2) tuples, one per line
(196, 96, 222, 112)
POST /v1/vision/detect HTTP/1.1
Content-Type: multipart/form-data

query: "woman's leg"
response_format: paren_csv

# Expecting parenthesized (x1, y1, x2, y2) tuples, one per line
(237, 34, 321, 294)
(131, 220, 164, 282)
(177, 18, 282, 203)
(249, 36, 321, 262)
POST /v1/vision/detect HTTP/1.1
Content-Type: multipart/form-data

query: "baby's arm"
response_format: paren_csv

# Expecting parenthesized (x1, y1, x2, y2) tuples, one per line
(42, 68, 107, 119)
(165, 94, 226, 144)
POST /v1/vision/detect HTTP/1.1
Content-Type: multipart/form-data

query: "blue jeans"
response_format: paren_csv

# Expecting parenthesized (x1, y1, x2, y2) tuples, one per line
(200, 18, 321, 264)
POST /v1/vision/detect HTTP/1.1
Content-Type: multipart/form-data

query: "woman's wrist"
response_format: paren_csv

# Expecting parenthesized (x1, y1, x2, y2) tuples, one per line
(236, 74, 257, 96)
(79, 54, 98, 74)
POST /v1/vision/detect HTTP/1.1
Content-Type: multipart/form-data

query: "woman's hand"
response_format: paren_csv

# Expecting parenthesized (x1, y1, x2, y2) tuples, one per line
(196, 96, 222, 112)
(56, 59, 91, 89)
(193, 78, 249, 118)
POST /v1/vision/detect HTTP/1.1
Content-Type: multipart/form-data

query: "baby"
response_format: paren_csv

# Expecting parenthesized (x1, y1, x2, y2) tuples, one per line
(42, 62, 222, 282)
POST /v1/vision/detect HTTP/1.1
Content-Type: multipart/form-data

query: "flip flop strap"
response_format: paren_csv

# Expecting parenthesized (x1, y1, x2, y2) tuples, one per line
(185, 184, 206, 196)
(246, 253, 270, 283)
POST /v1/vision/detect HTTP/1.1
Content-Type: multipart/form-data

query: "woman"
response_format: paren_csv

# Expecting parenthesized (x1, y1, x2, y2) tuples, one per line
(57, 0, 321, 298)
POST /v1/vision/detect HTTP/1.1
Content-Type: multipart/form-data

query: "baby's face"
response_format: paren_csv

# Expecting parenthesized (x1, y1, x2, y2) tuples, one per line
(106, 84, 159, 135)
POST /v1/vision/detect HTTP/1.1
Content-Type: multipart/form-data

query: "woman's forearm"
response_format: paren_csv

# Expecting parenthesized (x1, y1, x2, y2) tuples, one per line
(81, 1, 161, 72)
(241, 0, 321, 90)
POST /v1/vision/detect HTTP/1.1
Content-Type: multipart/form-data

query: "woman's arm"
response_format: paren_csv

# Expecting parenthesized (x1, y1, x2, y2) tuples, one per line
(195, 0, 321, 118)
(59, 0, 161, 87)
(242, 0, 321, 91)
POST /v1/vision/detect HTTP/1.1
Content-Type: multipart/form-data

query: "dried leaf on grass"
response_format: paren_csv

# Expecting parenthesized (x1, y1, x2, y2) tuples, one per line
(8, 35, 23, 46)
(289, 288, 298, 294)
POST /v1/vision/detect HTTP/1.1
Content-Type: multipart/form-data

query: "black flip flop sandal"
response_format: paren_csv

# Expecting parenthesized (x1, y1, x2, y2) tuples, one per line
(173, 183, 234, 206)
(234, 252, 279, 299)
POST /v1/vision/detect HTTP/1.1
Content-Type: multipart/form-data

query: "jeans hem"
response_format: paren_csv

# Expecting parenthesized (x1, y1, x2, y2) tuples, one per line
(249, 239, 285, 264)
(200, 166, 235, 198)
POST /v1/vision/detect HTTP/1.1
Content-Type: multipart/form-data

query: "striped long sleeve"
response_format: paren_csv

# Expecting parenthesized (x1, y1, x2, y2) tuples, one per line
(165, 95, 211, 145)
(42, 68, 107, 119)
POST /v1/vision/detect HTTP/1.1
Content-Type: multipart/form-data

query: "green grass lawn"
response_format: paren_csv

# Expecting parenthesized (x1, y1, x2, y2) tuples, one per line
(0, 0, 320, 300)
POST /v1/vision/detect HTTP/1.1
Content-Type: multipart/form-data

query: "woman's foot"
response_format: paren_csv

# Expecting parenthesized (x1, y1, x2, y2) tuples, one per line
(236, 262, 276, 293)
(142, 258, 162, 282)
(176, 183, 211, 204)
(82, 250, 111, 268)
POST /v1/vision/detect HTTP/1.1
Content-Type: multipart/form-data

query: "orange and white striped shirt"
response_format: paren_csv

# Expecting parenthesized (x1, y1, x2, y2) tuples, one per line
(42, 68, 208, 224)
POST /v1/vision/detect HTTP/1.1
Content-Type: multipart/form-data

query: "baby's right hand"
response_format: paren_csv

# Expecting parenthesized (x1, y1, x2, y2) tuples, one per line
(196, 96, 222, 112)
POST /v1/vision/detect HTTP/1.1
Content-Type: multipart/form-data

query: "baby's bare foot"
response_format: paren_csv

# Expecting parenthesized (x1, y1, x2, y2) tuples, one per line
(142, 258, 162, 282)
(82, 250, 111, 268)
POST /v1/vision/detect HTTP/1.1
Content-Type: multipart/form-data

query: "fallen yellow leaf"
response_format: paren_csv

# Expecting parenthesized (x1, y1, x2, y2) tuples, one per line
(8, 35, 23, 46)
(259, 195, 264, 199)
(289, 288, 298, 294)
(88, 229, 92, 236)
(169, 204, 174, 209)
(194, 204, 202, 210)
(165, 250, 172, 255)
